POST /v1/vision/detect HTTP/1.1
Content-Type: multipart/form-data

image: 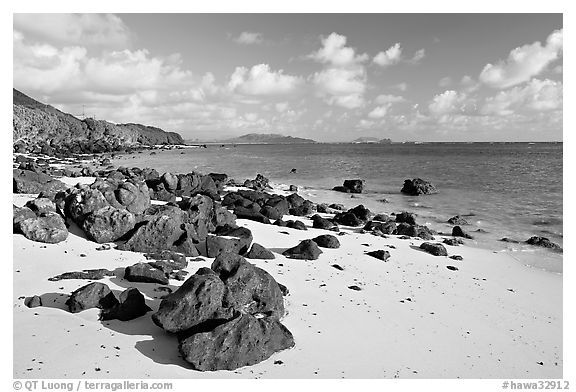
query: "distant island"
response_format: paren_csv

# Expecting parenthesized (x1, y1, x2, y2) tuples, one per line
(218, 133, 317, 144)
(351, 137, 392, 144)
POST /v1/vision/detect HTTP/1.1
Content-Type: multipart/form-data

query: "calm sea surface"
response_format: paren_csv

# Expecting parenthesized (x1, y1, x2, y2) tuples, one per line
(113, 142, 563, 273)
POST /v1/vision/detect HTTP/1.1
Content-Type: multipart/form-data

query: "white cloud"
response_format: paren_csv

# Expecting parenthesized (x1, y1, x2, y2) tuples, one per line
(234, 32, 264, 45)
(228, 64, 303, 95)
(479, 29, 563, 89)
(244, 112, 259, 122)
(309, 32, 368, 67)
(13, 13, 130, 47)
(368, 106, 388, 119)
(275, 102, 289, 112)
(374, 44, 425, 67)
(393, 82, 408, 92)
(481, 79, 562, 116)
(428, 90, 468, 116)
(373, 43, 402, 67)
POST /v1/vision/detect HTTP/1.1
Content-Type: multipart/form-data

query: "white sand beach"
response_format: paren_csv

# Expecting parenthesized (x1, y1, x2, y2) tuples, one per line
(13, 181, 562, 379)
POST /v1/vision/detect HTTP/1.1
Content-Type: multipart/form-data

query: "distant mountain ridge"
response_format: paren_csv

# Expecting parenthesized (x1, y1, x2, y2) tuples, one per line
(220, 133, 316, 144)
(13, 89, 184, 154)
(351, 137, 393, 144)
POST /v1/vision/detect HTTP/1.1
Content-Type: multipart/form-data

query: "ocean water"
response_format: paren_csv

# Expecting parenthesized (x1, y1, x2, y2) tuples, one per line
(113, 142, 563, 273)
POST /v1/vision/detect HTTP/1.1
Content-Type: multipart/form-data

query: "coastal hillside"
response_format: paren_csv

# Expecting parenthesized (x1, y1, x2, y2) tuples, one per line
(221, 133, 316, 144)
(13, 89, 184, 154)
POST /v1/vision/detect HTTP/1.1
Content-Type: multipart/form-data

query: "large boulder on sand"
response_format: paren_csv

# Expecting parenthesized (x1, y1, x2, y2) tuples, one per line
(312, 234, 340, 248)
(82, 206, 136, 243)
(178, 313, 294, 371)
(124, 262, 169, 285)
(13, 169, 67, 195)
(211, 253, 285, 319)
(245, 243, 275, 259)
(282, 239, 323, 260)
(66, 282, 119, 313)
(152, 268, 231, 333)
(18, 211, 68, 243)
(401, 178, 438, 196)
(419, 242, 448, 256)
(100, 287, 152, 321)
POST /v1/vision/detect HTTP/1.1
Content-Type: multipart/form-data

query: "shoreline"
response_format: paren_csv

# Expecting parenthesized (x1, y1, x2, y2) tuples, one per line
(13, 153, 563, 378)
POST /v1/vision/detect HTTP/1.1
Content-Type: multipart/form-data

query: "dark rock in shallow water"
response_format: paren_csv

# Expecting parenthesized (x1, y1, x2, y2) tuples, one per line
(366, 250, 391, 262)
(152, 268, 230, 333)
(18, 211, 68, 243)
(25, 295, 42, 308)
(82, 206, 136, 243)
(211, 253, 284, 319)
(401, 178, 438, 196)
(243, 174, 270, 191)
(312, 234, 340, 249)
(100, 287, 152, 321)
(66, 282, 119, 313)
(452, 226, 473, 239)
(395, 211, 417, 225)
(178, 313, 295, 371)
(289, 185, 298, 192)
(49, 269, 115, 281)
(443, 238, 464, 246)
(419, 242, 448, 256)
(447, 215, 468, 225)
(124, 263, 169, 285)
(282, 239, 323, 260)
(245, 243, 275, 259)
(500, 237, 520, 244)
(525, 236, 562, 251)
(333, 179, 364, 194)
(13, 169, 67, 195)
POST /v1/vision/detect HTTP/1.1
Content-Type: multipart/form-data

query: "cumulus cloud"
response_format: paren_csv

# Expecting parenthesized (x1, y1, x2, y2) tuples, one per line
(228, 64, 303, 95)
(373, 43, 402, 67)
(13, 13, 130, 47)
(375, 94, 406, 104)
(479, 29, 563, 89)
(374, 44, 425, 67)
(233, 32, 264, 45)
(428, 90, 469, 116)
(481, 79, 562, 116)
(439, 77, 452, 87)
(310, 33, 368, 109)
(309, 32, 368, 67)
(368, 106, 388, 119)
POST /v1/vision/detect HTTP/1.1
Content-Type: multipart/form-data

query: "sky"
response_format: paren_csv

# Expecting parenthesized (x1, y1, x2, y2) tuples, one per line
(13, 13, 563, 142)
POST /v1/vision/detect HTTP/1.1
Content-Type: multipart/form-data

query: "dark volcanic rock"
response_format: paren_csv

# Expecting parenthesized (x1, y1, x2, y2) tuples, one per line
(364, 220, 396, 235)
(152, 268, 230, 333)
(18, 211, 68, 243)
(66, 282, 119, 313)
(286, 220, 307, 231)
(243, 174, 270, 191)
(289, 200, 315, 216)
(447, 215, 468, 225)
(500, 237, 520, 244)
(245, 243, 275, 259)
(419, 242, 448, 256)
(449, 255, 464, 261)
(452, 226, 473, 239)
(24, 198, 57, 215)
(233, 206, 271, 224)
(13, 169, 67, 195)
(144, 250, 187, 269)
(348, 205, 372, 221)
(333, 179, 365, 193)
(64, 187, 109, 225)
(443, 238, 464, 246)
(401, 178, 438, 196)
(211, 253, 284, 318)
(282, 239, 323, 260)
(82, 206, 136, 243)
(333, 212, 363, 227)
(366, 250, 391, 261)
(312, 234, 340, 248)
(49, 269, 115, 281)
(525, 236, 562, 251)
(100, 287, 152, 321)
(394, 223, 434, 240)
(311, 214, 339, 231)
(25, 295, 42, 308)
(395, 211, 416, 225)
(13, 205, 36, 233)
(446, 265, 459, 271)
(205, 225, 253, 257)
(178, 313, 294, 371)
(124, 263, 169, 285)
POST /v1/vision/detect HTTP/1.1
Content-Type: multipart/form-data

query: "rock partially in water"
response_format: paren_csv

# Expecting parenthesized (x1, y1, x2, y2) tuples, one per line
(525, 236, 562, 251)
(401, 178, 438, 196)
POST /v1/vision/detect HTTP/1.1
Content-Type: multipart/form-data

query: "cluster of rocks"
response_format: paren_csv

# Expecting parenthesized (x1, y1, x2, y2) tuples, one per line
(333, 179, 365, 194)
(13, 198, 68, 243)
(152, 253, 294, 371)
